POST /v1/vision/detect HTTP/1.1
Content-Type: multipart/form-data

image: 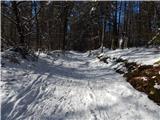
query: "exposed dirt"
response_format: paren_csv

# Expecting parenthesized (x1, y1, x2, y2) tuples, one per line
(125, 64, 160, 105)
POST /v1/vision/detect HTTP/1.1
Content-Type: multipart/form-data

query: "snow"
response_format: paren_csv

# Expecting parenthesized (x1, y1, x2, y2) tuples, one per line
(119, 38, 123, 49)
(90, 7, 96, 14)
(102, 47, 160, 65)
(142, 77, 148, 81)
(154, 83, 160, 90)
(1, 48, 160, 120)
(152, 76, 156, 79)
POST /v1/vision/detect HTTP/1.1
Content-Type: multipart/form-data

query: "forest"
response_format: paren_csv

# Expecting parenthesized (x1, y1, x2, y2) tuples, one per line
(1, 1, 160, 120)
(2, 1, 160, 52)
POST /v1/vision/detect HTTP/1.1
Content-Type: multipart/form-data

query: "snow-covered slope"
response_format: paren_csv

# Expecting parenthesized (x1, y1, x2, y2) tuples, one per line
(103, 47, 160, 65)
(1, 48, 160, 120)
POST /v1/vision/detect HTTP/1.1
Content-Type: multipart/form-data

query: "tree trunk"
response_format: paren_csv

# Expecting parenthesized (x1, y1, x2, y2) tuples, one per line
(118, 1, 122, 34)
(101, 16, 105, 53)
(34, 1, 40, 50)
(112, 1, 118, 49)
(62, 14, 68, 51)
(12, 1, 25, 46)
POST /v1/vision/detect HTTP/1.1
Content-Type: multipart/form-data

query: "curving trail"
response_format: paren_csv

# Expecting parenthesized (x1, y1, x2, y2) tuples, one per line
(1, 51, 160, 120)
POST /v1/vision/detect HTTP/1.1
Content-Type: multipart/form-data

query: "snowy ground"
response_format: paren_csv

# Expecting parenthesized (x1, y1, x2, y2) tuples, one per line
(101, 47, 160, 65)
(1, 48, 160, 120)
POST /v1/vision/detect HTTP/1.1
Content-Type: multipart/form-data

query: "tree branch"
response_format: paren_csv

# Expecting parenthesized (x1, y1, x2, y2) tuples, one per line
(22, 8, 41, 26)
(1, 12, 17, 25)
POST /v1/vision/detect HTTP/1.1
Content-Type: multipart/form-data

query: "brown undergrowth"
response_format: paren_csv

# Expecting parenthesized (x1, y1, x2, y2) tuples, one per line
(125, 64, 160, 105)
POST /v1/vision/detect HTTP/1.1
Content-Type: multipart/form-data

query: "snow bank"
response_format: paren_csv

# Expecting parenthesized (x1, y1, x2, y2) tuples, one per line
(103, 47, 160, 65)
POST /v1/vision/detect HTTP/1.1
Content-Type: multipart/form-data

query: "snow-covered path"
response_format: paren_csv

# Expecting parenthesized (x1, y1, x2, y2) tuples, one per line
(1, 50, 160, 120)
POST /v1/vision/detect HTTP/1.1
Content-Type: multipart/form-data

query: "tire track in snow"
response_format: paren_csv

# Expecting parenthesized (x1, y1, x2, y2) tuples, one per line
(52, 89, 72, 115)
(6, 74, 49, 120)
(87, 81, 110, 120)
(2, 74, 42, 120)
(87, 81, 100, 120)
